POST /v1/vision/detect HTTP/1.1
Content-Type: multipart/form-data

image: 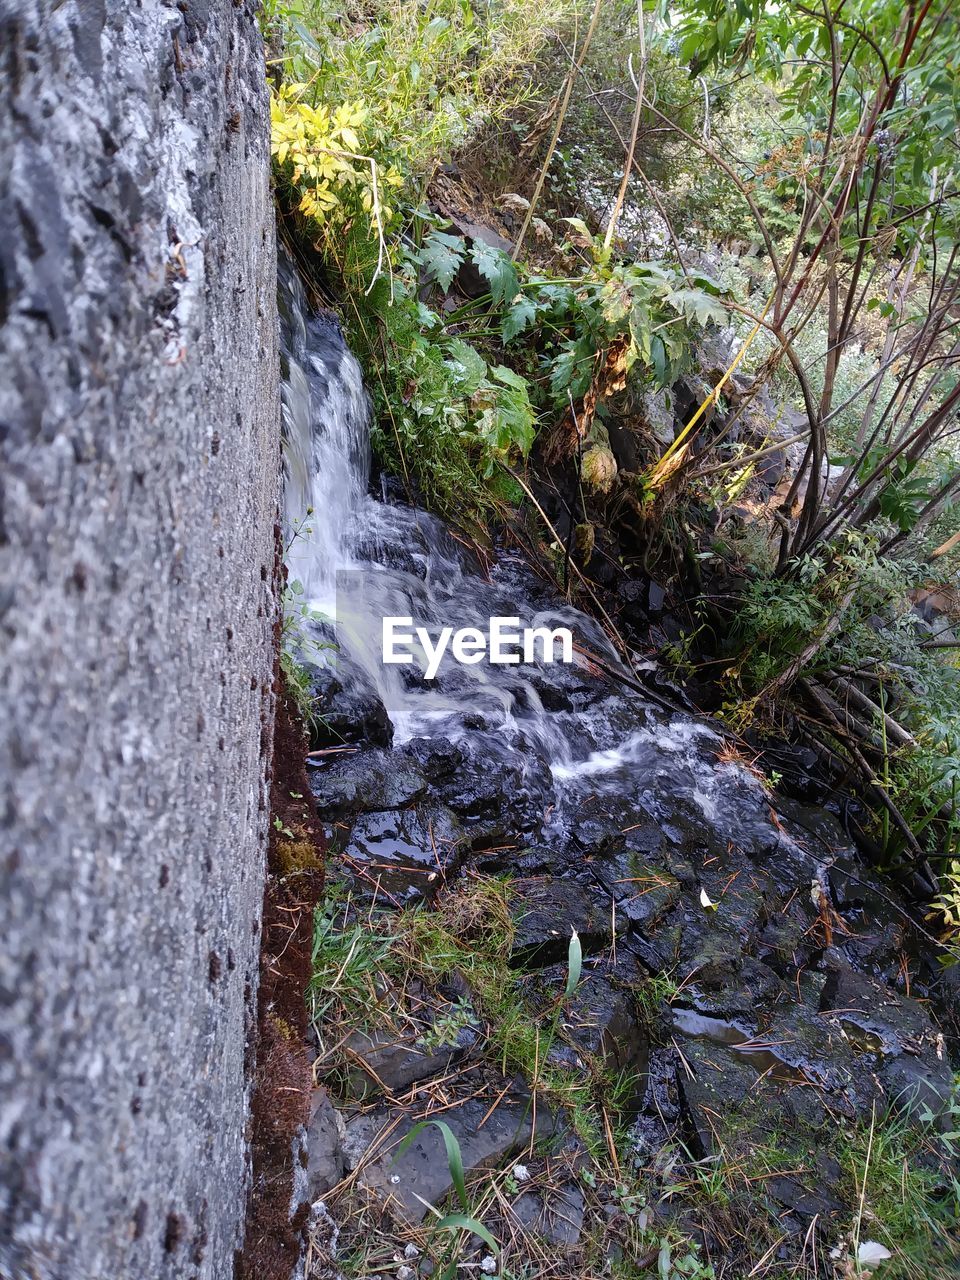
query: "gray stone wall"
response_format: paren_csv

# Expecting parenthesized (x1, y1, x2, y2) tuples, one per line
(0, 3, 279, 1277)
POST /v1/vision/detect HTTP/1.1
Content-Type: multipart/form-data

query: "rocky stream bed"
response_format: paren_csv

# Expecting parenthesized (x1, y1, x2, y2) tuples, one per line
(275, 257, 960, 1280)
(290, 553, 959, 1279)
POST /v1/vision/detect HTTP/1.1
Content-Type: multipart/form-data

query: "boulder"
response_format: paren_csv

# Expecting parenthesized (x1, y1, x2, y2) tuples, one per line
(306, 1089, 347, 1199)
(342, 1080, 557, 1225)
(509, 878, 624, 967)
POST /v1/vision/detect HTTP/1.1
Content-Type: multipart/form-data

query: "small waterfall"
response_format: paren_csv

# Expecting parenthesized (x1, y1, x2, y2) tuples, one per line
(280, 257, 371, 609)
(277, 258, 779, 845)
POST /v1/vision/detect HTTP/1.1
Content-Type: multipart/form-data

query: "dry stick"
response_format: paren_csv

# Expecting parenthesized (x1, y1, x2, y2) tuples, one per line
(512, 0, 604, 262)
(501, 465, 697, 717)
(760, 580, 857, 701)
(822, 675, 917, 751)
(602, 2, 647, 255)
(648, 288, 777, 488)
(556, 38, 691, 274)
(498, 462, 634, 668)
(633, 95, 784, 286)
(799, 678, 926, 862)
(696, 429, 810, 479)
(562, 390, 584, 599)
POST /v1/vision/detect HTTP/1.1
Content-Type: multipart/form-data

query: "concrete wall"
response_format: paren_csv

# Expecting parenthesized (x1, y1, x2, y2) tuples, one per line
(0, 3, 279, 1277)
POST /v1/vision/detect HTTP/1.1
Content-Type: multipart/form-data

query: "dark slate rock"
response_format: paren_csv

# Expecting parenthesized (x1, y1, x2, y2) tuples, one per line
(339, 1011, 479, 1101)
(309, 747, 426, 816)
(306, 1089, 347, 1199)
(510, 1184, 585, 1247)
(341, 805, 465, 904)
(342, 1081, 557, 1225)
(509, 878, 624, 967)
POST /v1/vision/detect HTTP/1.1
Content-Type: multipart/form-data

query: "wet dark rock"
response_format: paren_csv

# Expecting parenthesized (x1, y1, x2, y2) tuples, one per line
(522, 961, 648, 1090)
(351, 537, 429, 578)
(673, 1001, 873, 1115)
(510, 878, 623, 967)
(510, 1184, 585, 1247)
(753, 741, 823, 802)
(399, 736, 466, 782)
(342, 805, 465, 903)
(675, 1033, 847, 1163)
(675, 1042, 758, 1157)
(681, 958, 790, 1018)
(820, 962, 940, 1055)
(309, 748, 426, 816)
(339, 1011, 479, 1100)
(590, 851, 680, 931)
(306, 1089, 347, 1199)
(818, 961, 953, 1119)
(774, 796, 851, 858)
(766, 1156, 846, 1222)
(342, 1078, 557, 1225)
(879, 1053, 956, 1127)
(307, 661, 393, 749)
(419, 733, 554, 840)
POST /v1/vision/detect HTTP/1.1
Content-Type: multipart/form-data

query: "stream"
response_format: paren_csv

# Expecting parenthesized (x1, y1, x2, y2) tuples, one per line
(278, 256, 958, 1272)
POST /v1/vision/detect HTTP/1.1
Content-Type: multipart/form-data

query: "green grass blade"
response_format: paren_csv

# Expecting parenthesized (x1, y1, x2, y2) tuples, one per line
(397, 1120, 469, 1213)
(435, 1212, 499, 1254)
(565, 927, 582, 996)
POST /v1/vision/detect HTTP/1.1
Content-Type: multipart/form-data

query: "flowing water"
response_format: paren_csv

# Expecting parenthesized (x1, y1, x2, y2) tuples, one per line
(277, 259, 958, 1270)
(278, 255, 800, 852)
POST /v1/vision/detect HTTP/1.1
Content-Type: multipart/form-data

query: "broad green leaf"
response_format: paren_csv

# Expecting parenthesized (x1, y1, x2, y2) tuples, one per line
(419, 230, 466, 292)
(501, 295, 537, 342)
(469, 241, 520, 307)
(444, 338, 487, 397)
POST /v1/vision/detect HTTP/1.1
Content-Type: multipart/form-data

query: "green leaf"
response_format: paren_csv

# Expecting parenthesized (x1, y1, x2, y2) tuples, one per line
(434, 1212, 500, 1254)
(469, 241, 520, 307)
(489, 363, 527, 391)
(419, 230, 466, 292)
(501, 295, 537, 342)
(397, 1120, 470, 1212)
(669, 287, 727, 328)
(444, 338, 487, 396)
(651, 335, 668, 387)
(550, 337, 594, 398)
(476, 366, 536, 459)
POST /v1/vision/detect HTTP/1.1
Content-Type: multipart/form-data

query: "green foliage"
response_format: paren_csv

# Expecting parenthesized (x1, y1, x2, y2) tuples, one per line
(673, 0, 960, 254)
(418, 229, 468, 292)
(280, 576, 331, 730)
(469, 241, 520, 308)
(308, 892, 396, 1027)
(836, 1104, 960, 1278)
(731, 531, 909, 686)
(266, 0, 575, 278)
(500, 242, 726, 409)
(729, 532, 960, 874)
(345, 268, 538, 518)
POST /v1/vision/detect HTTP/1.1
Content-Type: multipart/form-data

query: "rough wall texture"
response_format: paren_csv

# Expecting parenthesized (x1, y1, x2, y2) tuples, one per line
(0, 3, 279, 1278)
